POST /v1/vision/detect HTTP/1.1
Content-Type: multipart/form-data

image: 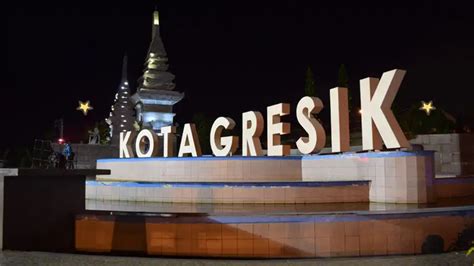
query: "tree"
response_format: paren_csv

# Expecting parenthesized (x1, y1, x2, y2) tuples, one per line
(97, 121, 111, 145)
(192, 113, 213, 155)
(396, 103, 455, 138)
(337, 64, 358, 133)
(304, 66, 316, 96)
(337, 63, 352, 106)
(337, 64, 349, 88)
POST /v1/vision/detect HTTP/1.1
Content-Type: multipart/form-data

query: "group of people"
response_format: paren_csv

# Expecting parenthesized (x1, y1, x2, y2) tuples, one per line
(47, 126, 96, 168)
(48, 143, 75, 169)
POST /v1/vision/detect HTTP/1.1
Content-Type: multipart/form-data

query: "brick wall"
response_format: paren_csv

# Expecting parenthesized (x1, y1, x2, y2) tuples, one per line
(410, 134, 474, 177)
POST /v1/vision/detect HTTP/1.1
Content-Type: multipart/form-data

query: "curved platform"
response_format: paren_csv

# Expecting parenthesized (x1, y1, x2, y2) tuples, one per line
(87, 180, 369, 204)
(76, 200, 474, 258)
(83, 151, 474, 258)
(95, 151, 436, 204)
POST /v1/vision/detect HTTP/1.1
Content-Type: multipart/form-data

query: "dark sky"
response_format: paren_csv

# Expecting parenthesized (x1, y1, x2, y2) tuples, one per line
(5, 1, 474, 147)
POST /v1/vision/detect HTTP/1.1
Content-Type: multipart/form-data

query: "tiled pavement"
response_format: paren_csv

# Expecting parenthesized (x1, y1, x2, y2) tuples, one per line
(0, 251, 472, 266)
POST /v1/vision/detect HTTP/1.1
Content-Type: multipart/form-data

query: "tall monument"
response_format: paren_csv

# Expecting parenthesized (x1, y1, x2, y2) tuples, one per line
(106, 55, 135, 145)
(131, 11, 184, 131)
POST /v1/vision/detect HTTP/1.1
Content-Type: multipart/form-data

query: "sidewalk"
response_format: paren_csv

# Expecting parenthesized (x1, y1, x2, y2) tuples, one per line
(0, 251, 472, 266)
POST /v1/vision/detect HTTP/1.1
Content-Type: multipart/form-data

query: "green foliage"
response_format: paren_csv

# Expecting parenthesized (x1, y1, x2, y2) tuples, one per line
(97, 121, 111, 144)
(338, 64, 353, 109)
(192, 113, 213, 155)
(396, 103, 455, 138)
(304, 66, 316, 97)
(467, 242, 474, 256)
(449, 222, 474, 261)
(84, 121, 111, 145)
(337, 64, 349, 88)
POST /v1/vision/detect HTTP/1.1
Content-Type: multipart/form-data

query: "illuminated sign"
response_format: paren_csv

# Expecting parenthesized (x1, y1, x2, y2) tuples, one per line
(120, 69, 409, 158)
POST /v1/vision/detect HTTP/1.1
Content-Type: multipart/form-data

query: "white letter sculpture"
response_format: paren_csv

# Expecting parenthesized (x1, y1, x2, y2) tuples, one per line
(178, 123, 202, 157)
(330, 87, 350, 152)
(135, 129, 159, 158)
(267, 103, 291, 156)
(119, 131, 136, 158)
(210, 117, 239, 156)
(242, 111, 264, 156)
(161, 126, 176, 157)
(360, 69, 410, 150)
(296, 96, 326, 154)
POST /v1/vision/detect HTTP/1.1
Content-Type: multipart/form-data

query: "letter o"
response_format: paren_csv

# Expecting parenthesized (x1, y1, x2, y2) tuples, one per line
(134, 129, 159, 158)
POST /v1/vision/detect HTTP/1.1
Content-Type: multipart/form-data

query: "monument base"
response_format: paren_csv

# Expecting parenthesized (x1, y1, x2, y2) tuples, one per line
(96, 151, 436, 204)
(87, 181, 369, 204)
(76, 203, 474, 257)
(78, 151, 474, 258)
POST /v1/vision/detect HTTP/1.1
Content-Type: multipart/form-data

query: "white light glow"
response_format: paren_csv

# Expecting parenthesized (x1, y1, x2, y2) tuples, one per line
(153, 12, 159, 25)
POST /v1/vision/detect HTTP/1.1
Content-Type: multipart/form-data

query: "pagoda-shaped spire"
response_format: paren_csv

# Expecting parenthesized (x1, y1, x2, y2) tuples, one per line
(120, 53, 128, 82)
(106, 54, 135, 145)
(139, 10, 176, 90)
(149, 11, 167, 58)
(131, 10, 184, 131)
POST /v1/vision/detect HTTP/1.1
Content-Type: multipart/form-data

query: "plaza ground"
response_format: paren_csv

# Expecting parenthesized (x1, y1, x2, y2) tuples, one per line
(0, 251, 472, 265)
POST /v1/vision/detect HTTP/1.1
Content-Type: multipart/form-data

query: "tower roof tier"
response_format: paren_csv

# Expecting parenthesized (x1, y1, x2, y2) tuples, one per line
(140, 70, 175, 90)
(131, 88, 184, 106)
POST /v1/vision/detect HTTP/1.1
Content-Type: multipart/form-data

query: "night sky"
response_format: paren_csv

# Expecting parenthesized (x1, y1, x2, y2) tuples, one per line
(5, 1, 474, 148)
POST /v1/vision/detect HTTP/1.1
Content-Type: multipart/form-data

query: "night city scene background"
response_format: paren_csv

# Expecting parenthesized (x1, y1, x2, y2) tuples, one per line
(4, 1, 474, 263)
(5, 0, 474, 166)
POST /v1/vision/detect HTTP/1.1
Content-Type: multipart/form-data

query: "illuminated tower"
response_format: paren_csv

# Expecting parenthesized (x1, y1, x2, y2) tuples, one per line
(131, 10, 184, 131)
(106, 55, 135, 145)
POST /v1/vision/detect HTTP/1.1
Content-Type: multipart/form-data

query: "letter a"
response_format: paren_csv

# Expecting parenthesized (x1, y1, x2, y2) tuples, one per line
(178, 123, 202, 157)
